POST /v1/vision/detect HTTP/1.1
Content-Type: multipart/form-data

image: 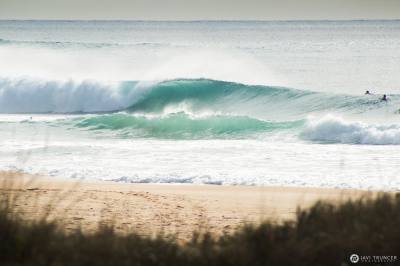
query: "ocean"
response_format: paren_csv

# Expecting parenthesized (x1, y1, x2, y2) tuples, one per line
(0, 20, 399, 190)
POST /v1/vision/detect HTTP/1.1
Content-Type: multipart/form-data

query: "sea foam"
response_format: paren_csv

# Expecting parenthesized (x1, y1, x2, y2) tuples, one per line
(302, 115, 400, 145)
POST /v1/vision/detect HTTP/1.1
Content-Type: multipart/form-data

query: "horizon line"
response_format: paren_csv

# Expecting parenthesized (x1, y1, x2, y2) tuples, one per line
(0, 18, 400, 22)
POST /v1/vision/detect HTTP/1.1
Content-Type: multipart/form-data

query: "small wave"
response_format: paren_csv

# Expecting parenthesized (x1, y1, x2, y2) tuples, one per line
(108, 175, 224, 185)
(72, 112, 302, 139)
(301, 115, 400, 145)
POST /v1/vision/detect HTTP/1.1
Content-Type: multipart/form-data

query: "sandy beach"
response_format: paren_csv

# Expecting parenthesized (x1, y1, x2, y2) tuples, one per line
(0, 172, 374, 241)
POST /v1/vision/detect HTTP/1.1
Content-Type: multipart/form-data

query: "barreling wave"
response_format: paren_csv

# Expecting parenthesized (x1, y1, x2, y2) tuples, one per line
(71, 112, 303, 139)
(1, 77, 399, 118)
(301, 115, 400, 145)
(128, 79, 400, 118)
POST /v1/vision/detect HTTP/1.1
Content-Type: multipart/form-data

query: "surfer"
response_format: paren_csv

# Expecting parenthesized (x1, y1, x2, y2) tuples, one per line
(365, 90, 371, 95)
(381, 94, 387, 101)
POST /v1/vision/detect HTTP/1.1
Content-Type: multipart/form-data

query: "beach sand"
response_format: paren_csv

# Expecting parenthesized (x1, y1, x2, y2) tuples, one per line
(0, 172, 373, 241)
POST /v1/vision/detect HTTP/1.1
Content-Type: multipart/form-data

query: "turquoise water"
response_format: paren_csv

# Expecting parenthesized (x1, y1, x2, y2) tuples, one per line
(0, 21, 400, 189)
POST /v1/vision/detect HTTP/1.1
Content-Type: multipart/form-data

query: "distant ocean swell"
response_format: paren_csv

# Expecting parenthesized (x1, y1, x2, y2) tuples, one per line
(1, 77, 400, 144)
(0, 38, 167, 49)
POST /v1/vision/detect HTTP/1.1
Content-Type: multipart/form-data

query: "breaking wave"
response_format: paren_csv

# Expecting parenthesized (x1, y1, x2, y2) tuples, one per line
(71, 112, 302, 139)
(301, 115, 400, 145)
(0, 78, 140, 113)
(2, 77, 400, 144)
(1, 77, 398, 117)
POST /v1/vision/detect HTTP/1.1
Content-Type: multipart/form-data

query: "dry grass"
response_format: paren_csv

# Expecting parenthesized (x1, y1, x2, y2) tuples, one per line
(0, 175, 399, 265)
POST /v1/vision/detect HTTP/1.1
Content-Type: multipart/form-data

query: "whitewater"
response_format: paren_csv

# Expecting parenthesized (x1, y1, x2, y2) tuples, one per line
(1, 20, 400, 190)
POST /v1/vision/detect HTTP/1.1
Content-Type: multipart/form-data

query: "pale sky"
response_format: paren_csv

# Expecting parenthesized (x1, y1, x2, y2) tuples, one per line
(0, 0, 399, 20)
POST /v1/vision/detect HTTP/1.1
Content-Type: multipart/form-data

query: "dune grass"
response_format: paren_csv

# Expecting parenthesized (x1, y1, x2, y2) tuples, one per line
(1, 185, 400, 266)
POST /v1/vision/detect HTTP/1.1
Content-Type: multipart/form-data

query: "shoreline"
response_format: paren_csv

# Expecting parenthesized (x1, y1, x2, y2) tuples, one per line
(1, 172, 375, 240)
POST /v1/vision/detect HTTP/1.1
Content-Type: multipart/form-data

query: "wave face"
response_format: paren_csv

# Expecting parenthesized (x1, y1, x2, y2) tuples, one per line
(129, 79, 400, 118)
(71, 112, 302, 139)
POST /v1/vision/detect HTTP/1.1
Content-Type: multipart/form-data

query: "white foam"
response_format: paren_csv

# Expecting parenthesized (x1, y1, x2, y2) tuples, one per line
(0, 77, 140, 113)
(302, 115, 400, 145)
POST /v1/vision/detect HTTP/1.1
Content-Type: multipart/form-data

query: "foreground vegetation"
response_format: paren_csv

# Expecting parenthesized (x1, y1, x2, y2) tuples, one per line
(1, 192, 400, 266)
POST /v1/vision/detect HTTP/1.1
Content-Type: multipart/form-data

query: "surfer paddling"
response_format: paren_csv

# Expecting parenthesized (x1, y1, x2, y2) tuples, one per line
(364, 91, 388, 102)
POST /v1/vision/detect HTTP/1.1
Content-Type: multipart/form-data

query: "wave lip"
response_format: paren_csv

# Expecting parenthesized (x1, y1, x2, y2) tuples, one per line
(301, 115, 400, 145)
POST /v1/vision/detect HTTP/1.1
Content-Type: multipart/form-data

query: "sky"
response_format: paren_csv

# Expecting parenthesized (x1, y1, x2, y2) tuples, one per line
(0, 0, 399, 20)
